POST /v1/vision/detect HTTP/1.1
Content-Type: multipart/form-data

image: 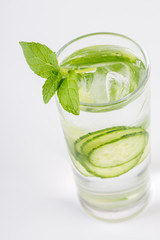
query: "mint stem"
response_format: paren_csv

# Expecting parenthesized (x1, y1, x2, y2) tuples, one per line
(60, 67, 96, 75)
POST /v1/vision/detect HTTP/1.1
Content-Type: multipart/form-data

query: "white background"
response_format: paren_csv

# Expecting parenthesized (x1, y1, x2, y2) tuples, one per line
(0, 0, 160, 239)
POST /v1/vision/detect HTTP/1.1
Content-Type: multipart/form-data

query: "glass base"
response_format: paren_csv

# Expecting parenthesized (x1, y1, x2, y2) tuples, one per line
(79, 191, 150, 222)
(74, 156, 150, 222)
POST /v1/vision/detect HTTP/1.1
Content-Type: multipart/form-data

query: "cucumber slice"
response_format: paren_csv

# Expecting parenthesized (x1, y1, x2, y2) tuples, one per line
(61, 45, 138, 68)
(81, 127, 145, 155)
(71, 155, 94, 177)
(137, 140, 150, 165)
(80, 154, 141, 178)
(89, 132, 147, 168)
(75, 126, 124, 154)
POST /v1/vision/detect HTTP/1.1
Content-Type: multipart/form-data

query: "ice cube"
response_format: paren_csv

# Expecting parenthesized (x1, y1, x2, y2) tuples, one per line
(78, 63, 133, 104)
(106, 71, 130, 102)
(89, 67, 108, 103)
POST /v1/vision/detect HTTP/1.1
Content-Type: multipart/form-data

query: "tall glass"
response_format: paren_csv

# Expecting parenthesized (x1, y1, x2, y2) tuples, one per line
(56, 33, 150, 221)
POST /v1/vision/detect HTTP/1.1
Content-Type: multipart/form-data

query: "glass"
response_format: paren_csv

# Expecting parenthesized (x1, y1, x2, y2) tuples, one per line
(56, 33, 150, 221)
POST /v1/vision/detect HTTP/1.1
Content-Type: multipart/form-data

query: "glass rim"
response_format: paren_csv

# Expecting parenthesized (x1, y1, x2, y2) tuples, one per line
(57, 32, 150, 109)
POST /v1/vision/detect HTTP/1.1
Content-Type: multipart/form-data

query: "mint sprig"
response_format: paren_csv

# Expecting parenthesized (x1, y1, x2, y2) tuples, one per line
(19, 41, 80, 115)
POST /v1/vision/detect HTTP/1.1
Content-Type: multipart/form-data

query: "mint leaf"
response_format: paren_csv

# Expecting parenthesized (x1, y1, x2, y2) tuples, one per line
(42, 72, 62, 104)
(57, 71, 80, 115)
(19, 42, 59, 78)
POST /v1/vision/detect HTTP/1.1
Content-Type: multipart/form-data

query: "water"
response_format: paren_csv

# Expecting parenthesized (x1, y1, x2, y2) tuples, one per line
(58, 45, 150, 220)
(61, 45, 145, 105)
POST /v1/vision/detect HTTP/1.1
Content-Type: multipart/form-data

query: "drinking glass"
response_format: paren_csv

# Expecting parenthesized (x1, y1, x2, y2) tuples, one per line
(55, 33, 150, 221)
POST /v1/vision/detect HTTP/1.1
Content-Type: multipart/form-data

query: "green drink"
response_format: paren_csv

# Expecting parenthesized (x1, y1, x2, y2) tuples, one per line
(20, 32, 150, 221)
(56, 33, 150, 221)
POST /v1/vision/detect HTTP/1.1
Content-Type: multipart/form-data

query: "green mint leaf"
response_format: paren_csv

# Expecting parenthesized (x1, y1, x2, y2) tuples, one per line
(42, 72, 62, 104)
(57, 71, 80, 115)
(19, 42, 59, 78)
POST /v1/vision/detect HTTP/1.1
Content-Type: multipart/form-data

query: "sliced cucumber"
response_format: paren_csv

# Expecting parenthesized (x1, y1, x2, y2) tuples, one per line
(89, 132, 147, 168)
(80, 154, 141, 178)
(71, 155, 94, 177)
(81, 127, 145, 155)
(74, 126, 148, 178)
(75, 126, 124, 154)
(137, 140, 150, 165)
(61, 45, 138, 68)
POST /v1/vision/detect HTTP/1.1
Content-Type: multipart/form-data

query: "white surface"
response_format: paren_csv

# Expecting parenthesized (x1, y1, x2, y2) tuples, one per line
(0, 0, 160, 239)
